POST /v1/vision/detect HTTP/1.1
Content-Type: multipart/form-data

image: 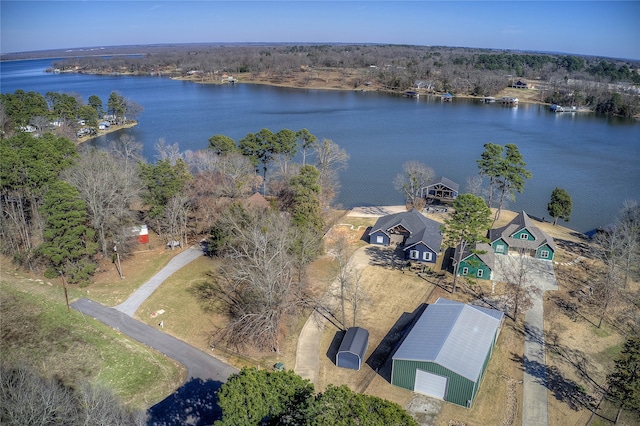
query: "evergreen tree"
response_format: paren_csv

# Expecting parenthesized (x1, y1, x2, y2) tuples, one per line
(139, 158, 192, 220)
(547, 187, 572, 225)
(215, 367, 314, 426)
(476, 142, 503, 209)
(607, 337, 640, 423)
(495, 144, 531, 220)
(39, 180, 98, 283)
(208, 134, 237, 155)
(289, 165, 323, 234)
(442, 193, 492, 293)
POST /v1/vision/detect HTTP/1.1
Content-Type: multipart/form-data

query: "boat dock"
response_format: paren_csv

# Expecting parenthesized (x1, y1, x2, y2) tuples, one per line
(550, 104, 591, 113)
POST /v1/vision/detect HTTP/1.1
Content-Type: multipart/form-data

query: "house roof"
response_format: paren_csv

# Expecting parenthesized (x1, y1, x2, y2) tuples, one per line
(338, 327, 369, 358)
(489, 211, 556, 252)
(393, 298, 503, 381)
(243, 192, 270, 209)
(423, 176, 459, 193)
(369, 209, 443, 252)
(454, 242, 495, 270)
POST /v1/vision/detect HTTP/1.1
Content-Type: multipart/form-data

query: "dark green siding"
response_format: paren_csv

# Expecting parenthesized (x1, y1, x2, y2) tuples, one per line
(458, 254, 491, 280)
(536, 244, 554, 260)
(392, 360, 475, 407)
(492, 239, 509, 255)
(512, 228, 534, 240)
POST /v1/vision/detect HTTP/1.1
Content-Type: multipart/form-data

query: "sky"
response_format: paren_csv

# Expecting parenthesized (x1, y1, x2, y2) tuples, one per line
(1, 1, 639, 60)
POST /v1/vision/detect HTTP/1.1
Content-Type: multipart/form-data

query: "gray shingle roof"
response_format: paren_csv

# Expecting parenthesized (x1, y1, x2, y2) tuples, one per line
(369, 209, 442, 252)
(392, 298, 503, 381)
(423, 176, 460, 193)
(454, 242, 495, 270)
(489, 211, 556, 252)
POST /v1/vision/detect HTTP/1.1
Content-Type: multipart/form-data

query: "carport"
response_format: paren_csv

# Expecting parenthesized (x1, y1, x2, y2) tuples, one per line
(336, 327, 369, 371)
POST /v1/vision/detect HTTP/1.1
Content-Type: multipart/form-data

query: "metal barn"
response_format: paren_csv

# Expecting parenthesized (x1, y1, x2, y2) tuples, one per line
(336, 327, 369, 371)
(391, 299, 504, 407)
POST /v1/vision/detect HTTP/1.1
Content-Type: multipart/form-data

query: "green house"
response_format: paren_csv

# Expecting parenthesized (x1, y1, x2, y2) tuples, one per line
(454, 242, 494, 281)
(391, 298, 504, 407)
(489, 211, 556, 261)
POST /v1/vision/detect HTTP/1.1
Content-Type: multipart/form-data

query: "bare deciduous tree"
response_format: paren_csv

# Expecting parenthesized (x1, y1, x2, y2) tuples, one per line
(162, 193, 190, 249)
(211, 208, 298, 352)
(393, 161, 434, 209)
(63, 148, 141, 256)
(154, 138, 183, 164)
(313, 139, 349, 207)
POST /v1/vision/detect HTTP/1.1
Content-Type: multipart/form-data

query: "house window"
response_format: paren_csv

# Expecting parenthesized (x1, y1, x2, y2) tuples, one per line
(462, 267, 469, 275)
(520, 233, 529, 240)
(540, 250, 549, 259)
(477, 269, 484, 278)
(376, 235, 384, 244)
(410, 250, 419, 260)
(495, 244, 505, 253)
(423, 252, 432, 261)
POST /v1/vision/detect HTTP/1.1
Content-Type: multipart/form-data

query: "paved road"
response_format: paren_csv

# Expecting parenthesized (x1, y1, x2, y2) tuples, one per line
(73, 247, 238, 425)
(115, 247, 203, 316)
(72, 298, 238, 381)
(495, 255, 558, 426)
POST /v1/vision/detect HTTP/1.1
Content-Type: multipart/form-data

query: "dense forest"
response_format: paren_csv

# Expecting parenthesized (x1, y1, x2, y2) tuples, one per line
(42, 43, 640, 118)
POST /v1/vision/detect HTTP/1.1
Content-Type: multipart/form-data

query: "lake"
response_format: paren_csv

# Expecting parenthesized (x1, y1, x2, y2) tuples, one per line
(2, 58, 639, 232)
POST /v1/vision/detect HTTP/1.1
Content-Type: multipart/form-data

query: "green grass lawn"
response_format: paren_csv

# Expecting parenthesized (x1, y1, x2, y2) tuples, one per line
(0, 279, 185, 409)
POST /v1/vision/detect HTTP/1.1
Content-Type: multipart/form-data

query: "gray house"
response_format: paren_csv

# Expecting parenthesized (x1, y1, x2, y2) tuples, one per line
(368, 209, 442, 264)
(421, 176, 459, 203)
(391, 298, 504, 407)
(336, 327, 369, 371)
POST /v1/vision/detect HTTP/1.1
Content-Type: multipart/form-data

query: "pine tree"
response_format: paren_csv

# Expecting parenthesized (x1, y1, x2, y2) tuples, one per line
(607, 337, 640, 423)
(39, 180, 98, 283)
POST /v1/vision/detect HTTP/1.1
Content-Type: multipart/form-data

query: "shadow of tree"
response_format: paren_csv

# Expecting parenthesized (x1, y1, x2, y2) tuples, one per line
(147, 378, 223, 426)
(364, 245, 403, 269)
(511, 353, 596, 411)
(365, 303, 428, 382)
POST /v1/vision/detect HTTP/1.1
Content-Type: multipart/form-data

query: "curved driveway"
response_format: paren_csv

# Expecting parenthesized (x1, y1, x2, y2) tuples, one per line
(71, 245, 237, 396)
(114, 247, 204, 316)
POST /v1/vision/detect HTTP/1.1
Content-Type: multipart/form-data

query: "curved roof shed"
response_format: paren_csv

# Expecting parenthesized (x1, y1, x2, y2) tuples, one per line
(336, 327, 369, 371)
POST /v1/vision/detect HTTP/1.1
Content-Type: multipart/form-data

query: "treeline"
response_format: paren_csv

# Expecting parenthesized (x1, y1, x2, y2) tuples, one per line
(0, 90, 142, 140)
(50, 43, 640, 117)
(0, 126, 345, 286)
(1, 364, 145, 425)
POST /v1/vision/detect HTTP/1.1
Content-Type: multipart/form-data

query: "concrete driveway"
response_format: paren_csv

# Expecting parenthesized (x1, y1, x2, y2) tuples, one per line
(494, 254, 557, 426)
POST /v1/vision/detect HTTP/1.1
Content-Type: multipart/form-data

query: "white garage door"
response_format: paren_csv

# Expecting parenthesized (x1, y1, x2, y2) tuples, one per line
(414, 369, 447, 399)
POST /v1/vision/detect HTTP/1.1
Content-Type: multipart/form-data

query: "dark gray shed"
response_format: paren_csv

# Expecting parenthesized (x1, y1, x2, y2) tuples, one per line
(336, 327, 369, 370)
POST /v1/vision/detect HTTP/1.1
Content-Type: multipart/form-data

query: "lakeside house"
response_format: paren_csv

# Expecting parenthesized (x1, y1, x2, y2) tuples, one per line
(453, 242, 495, 281)
(368, 209, 442, 264)
(489, 211, 556, 260)
(421, 176, 459, 203)
(450, 211, 556, 280)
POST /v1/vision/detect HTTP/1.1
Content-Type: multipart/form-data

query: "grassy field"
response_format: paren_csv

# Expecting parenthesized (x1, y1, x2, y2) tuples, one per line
(0, 270, 184, 409)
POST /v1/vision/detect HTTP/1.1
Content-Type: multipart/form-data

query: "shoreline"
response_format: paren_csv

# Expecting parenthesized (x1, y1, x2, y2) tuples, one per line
(76, 121, 137, 144)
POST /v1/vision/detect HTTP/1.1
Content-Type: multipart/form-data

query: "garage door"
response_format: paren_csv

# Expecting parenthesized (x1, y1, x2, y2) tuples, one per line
(414, 369, 447, 399)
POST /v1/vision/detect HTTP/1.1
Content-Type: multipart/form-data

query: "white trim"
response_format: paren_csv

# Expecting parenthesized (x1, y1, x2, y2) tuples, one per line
(423, 251, 432, 261)
(462, 267, 469, 275)
(376, 235, 384, 244)
(410, 250, 419, 260)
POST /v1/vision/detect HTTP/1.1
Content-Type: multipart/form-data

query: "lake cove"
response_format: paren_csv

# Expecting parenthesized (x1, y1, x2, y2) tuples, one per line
(2, 58, 639, 233)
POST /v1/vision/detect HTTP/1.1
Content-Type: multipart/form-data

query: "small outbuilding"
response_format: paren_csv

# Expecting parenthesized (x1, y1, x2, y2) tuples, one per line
(336, 327, 369, 371)
(391, 298, 504, 407)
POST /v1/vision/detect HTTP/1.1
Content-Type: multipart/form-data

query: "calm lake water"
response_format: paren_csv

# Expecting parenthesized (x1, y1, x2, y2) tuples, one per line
(2, 58, 639, 232)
